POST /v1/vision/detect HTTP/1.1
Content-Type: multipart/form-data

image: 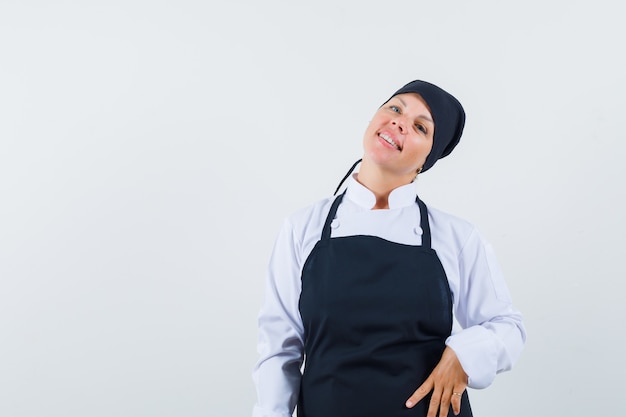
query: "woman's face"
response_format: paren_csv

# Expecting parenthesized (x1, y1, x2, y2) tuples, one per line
(362, 93, 434, 178)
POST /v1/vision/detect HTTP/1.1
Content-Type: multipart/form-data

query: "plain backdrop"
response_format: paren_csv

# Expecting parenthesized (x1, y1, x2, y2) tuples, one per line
(1, 1, 625, 416)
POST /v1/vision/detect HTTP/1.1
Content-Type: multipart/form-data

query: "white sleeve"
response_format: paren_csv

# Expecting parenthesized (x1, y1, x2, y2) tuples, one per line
(252, 218, 305, 417)
(445, 228, 526, 389)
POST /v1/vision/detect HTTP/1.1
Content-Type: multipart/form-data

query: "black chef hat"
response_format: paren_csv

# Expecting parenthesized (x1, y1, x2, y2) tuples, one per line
(386, 80, 465, 172)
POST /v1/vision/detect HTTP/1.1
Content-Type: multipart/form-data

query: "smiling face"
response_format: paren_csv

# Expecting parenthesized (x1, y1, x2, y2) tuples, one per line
(362, 93, 435, 181)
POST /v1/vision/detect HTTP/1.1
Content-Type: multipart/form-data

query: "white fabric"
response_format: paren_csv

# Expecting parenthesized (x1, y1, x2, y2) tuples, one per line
(252, 175, 526, 417)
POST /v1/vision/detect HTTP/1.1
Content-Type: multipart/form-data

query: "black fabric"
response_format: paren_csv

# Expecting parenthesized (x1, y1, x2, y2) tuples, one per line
(386, 80, 465, 172)
(333, 159, 362, 196)
(297, 193, 473, 417)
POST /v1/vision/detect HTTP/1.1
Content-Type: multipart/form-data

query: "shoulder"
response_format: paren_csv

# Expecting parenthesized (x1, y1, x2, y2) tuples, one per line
(423, 202, 482, 257)
(287, 195, 334, 224)
(283, 195, 336, 242)
(426, 203, 475, 237)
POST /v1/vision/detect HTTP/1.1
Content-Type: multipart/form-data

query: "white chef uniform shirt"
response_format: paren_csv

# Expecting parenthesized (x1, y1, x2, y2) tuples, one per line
(252, 175, 526, 417)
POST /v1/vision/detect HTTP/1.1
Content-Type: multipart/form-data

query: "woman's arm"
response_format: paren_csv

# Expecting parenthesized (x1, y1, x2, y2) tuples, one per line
(446, 227, 526, 389)
(252, 218, 305, 417)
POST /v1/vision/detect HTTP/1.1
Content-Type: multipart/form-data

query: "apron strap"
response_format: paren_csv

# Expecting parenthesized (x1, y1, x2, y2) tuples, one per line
(416, 197, 432, 249)
(322, 192, 345, 240)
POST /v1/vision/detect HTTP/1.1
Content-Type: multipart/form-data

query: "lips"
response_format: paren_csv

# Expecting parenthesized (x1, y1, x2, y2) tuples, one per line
(379, 132, 401, 150)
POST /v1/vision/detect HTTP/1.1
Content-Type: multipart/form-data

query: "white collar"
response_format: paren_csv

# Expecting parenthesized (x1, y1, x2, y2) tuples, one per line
(344, 174, 417, 210)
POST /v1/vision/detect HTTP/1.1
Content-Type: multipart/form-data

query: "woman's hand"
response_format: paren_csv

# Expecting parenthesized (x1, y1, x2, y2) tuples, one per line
(405, 346, 468, 417)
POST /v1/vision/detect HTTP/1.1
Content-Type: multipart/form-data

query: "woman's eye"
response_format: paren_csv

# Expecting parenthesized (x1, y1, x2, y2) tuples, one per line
(415, 124, 427, 134)
(389, 105, 400, 113)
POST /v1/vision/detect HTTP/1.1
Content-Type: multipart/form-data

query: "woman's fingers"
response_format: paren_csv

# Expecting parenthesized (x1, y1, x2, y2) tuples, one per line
(405, 347, 468, 416)
(450, 388, 465, 415)
(429, 387, 444, 417)
(405, 376, 433, 408)
(431, 386, 465, 417)
(407, 383, 465, 417)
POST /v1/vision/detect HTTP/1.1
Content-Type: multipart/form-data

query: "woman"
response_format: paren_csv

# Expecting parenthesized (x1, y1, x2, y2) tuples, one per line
(252, 80, 526, 417)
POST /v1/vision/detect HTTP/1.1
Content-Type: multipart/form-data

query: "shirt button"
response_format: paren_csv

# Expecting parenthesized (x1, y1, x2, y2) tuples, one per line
(331, 219, 340, 229)
(414, 226, 423, 235)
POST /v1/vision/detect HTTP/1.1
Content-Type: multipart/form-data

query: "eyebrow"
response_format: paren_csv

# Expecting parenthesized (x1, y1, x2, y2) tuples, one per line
(396, 97, 434, 124)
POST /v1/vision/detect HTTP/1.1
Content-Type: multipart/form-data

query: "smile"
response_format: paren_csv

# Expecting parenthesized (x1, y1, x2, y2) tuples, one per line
(379, 133, 401, 150)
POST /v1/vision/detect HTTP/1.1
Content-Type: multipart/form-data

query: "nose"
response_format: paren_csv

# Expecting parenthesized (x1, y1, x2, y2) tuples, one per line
(391, 117, 406, 133)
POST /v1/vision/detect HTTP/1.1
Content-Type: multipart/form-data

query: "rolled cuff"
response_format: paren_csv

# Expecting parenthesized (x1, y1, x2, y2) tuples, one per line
(445, 325, 501, 389)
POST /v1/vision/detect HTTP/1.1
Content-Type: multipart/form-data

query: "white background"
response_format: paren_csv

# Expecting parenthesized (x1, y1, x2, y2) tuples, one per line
(1, 1, 625, 416)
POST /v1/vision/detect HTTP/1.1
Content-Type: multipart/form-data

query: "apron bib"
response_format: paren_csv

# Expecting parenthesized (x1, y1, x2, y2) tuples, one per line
(298, 193, 472, 417)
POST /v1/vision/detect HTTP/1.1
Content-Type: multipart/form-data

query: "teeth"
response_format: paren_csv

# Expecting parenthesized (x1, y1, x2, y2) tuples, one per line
(380, 133, 400, 150)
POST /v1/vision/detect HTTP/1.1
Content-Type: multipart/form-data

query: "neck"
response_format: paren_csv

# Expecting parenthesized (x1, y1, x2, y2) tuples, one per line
(356, 159, 415, 209)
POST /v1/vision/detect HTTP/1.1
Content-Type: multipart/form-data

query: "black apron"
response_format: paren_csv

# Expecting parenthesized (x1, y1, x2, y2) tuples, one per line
(298, 193, 472, 417)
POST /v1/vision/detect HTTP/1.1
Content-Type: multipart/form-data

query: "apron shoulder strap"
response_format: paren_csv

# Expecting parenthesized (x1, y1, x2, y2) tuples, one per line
(416, 197, 432, 249)
(322, 192, 345, 240)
